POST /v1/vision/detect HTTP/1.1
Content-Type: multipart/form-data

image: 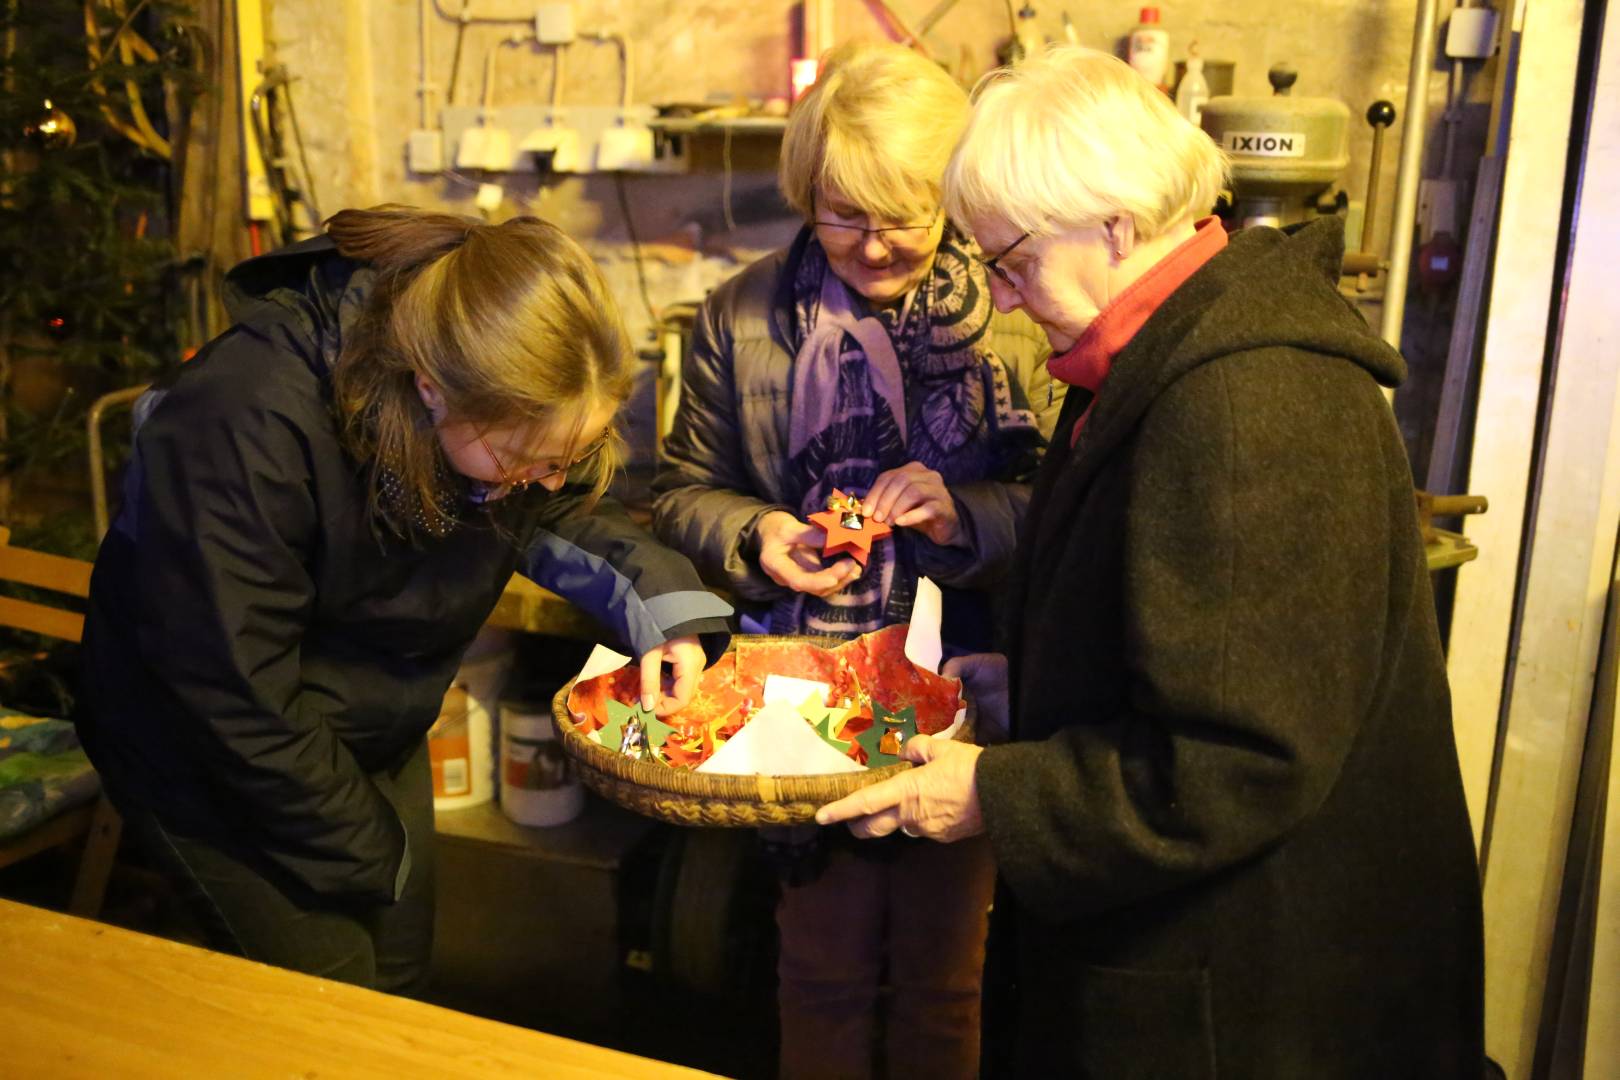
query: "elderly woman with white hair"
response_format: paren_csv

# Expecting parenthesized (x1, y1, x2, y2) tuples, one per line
(654, 40, 1055, 1080)
(819, 46, 1484, 1077)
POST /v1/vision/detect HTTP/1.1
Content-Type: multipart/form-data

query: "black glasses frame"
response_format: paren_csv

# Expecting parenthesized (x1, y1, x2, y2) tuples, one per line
(978, 232, 1032, 288)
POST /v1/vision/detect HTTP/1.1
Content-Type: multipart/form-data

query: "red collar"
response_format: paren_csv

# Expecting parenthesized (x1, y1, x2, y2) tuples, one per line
(1047, 216, 1228, 395)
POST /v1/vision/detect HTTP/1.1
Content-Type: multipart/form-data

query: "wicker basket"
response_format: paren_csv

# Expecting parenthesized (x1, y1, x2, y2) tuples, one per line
(551, 636, 974, 828)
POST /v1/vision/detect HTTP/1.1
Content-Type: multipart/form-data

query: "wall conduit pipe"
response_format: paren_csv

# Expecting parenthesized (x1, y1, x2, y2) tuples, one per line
(1380, 0, 1445, 355)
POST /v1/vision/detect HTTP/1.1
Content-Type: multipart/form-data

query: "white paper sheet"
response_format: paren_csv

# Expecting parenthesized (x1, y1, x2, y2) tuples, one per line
(904, 576, 943, 673)
(696, 702, 865, 776)
(576, 643, 633, 683)
(575, 645, 633, 747)
(762, 674, 832, 708)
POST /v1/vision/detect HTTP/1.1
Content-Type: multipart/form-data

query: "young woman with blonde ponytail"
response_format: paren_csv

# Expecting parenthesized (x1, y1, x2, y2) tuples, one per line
(75, 206, 730, 992)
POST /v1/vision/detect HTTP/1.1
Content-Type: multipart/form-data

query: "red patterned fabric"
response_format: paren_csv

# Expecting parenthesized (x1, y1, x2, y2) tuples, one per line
(567, 630, 964, 768)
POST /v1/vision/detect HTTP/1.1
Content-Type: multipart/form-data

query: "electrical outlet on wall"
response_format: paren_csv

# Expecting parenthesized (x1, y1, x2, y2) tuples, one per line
(457, 125, 514, 171)
(441, 105, 686, 175)
(456, 126, 490, 170)
(596, 122, 655, 171)
(1418, 178, 1460, 243)
(520, 124, 582, 172)
(407, 130, 444, 173)
(535, 4, 574, 45)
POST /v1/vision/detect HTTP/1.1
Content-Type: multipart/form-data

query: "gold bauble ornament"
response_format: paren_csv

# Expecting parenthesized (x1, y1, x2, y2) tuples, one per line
(23, 99, 77, 151)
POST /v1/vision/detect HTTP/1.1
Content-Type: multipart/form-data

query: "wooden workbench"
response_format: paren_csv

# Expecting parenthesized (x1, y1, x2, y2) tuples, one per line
(485, 574, 610, 640)
(0, 897, 718, 1079)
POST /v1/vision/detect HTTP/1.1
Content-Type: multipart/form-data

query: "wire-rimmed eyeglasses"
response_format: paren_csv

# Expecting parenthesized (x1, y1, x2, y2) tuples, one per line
(812, 196, 943, 254)
(478, 434, 606, 494)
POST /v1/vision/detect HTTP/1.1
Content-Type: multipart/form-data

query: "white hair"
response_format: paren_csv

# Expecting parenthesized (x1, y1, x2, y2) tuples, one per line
(944, 45, 1228, 242)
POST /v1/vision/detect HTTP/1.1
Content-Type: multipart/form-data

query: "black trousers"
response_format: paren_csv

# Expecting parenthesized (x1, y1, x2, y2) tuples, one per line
(123, 739, 436, 996)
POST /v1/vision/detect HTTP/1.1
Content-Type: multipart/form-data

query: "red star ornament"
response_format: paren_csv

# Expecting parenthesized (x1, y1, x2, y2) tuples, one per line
(808, 489, 893, 568)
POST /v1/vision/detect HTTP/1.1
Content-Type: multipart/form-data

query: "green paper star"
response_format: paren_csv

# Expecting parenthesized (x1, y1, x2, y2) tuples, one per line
(795, 694, 854, 755)
(854, 702, 918, 768)
(601, 699, 675, 760)
(816, 708, 853, 754)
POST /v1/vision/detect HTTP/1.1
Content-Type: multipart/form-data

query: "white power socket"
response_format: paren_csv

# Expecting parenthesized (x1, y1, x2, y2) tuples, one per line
(1446, 8, 1498, 59)
(596, 122, 655, 171)
(407, 130, 443, 173)
(535, 3, 574, 45)
(1418, 178, 1460, 243)
(475, 182, 504, 213)
(457, 126, 514, 171)
(440, 105, 686, 175)
(519, 125, 583, 172)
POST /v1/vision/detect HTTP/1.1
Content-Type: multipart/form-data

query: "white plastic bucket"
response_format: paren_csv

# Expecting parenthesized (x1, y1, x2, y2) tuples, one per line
(499, 699, 583, 827)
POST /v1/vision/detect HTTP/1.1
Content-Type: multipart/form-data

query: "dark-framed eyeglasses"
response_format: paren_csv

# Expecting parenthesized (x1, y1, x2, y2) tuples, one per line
(977, 232, 1031, 289)
(478, 434, 607, 494)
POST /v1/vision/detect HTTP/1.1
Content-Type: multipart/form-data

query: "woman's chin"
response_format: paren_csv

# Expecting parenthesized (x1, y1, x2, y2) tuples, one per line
(833, 262, 918, 304)
(1042, 327, 1078, 353)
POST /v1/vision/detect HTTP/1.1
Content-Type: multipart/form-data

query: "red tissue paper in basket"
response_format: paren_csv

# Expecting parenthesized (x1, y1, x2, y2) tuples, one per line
(566, 624, 964, 771)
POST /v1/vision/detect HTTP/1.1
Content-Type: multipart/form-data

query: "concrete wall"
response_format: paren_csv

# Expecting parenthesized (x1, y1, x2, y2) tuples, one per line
(265, 0, 1490, 465)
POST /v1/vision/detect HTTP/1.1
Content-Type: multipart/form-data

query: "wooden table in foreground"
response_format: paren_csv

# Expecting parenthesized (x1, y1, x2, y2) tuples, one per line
(0, 897, 718, 1080)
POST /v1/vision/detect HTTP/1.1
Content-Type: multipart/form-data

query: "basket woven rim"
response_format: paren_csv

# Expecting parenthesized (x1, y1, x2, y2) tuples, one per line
(551, 634, 974, 805)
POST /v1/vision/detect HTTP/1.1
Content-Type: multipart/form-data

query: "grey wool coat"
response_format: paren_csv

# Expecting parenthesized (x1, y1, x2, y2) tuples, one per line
(975, 220, 1485, 1078)
(652, 241, 1061, 615)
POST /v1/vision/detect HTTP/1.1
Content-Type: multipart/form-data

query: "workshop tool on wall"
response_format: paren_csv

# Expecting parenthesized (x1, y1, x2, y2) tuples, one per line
(1341, 100, 1397, 277)
(247, 63, 321, 245)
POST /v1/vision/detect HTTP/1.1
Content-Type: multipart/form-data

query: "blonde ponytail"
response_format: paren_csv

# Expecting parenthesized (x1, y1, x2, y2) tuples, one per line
(325, 205, 476, 278)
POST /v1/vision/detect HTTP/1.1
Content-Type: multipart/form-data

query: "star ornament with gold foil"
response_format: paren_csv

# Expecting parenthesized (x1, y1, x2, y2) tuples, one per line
(808, 489, 892, 568)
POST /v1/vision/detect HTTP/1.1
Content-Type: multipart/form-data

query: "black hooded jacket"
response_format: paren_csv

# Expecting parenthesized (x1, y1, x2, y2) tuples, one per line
(975, 220, 1484, 1076)
(76, 237, 731, 902)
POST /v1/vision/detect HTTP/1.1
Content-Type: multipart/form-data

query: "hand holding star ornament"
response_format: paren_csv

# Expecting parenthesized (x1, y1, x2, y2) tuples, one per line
(808, 489, 893, 568)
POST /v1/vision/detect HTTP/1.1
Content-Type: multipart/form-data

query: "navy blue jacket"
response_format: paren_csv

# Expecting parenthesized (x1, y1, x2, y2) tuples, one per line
(77, 237, 730, 902)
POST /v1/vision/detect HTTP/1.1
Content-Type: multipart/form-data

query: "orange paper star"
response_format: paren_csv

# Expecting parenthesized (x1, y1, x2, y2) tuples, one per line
(809, 489, 893, 567)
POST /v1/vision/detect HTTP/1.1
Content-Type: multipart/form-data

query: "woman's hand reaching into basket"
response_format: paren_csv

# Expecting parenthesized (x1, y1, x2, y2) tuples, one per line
(638, 635, 707, 717)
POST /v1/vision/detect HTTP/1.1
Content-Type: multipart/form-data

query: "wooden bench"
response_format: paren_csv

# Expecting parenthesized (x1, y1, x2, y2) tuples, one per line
(0, 526, 121, 916)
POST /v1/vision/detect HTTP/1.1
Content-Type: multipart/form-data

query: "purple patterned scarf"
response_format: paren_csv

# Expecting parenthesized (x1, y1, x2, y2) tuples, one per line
(770, 227, 1041, 636)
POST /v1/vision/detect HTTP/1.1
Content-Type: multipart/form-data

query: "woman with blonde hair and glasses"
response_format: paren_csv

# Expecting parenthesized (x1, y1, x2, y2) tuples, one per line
(76, 206, 730, 994)
(819, 46, 1484, 1077)
(654, 41, 1057, 1080)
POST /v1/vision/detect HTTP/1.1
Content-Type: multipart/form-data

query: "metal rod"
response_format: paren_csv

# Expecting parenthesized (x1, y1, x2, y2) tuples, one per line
(916, 0, 962, 36)
(1363, 126, 1388, 252)
(1380, 0, 1444, 352)
(87, 385, 151, 541)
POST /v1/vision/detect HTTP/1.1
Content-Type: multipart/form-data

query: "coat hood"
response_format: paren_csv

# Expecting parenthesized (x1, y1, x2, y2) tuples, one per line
(221, 234, 371, 378)
(1163, 217, 1405, 390)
